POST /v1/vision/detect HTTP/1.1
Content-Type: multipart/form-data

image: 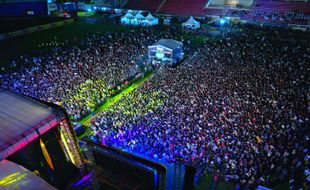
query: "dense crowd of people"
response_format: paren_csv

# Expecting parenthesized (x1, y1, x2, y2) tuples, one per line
(0, 28, 177, 121)
(0, 21, 309, 189)
(90, 28, 309, 189)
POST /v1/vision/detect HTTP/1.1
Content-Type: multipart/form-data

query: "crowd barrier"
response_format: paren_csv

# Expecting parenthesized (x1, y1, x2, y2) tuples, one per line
(0, 19, 74, 40)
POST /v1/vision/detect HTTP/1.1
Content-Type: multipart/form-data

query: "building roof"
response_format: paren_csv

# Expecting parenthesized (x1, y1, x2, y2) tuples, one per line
(0, 159, 57, 190)
(135, 12, 145, 19)
(145, 12, 157, 20)
(151, 39, 183, 50)
(184, 16, 200, 24)
(0, 89, 59, 160)
(123, 11, 134, 18)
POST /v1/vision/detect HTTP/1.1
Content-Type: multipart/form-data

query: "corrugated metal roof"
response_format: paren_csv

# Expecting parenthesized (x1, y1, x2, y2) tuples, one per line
(151, 39, 183, 50)
(0, 89, 57, 160)
(0, 159, 57, 190)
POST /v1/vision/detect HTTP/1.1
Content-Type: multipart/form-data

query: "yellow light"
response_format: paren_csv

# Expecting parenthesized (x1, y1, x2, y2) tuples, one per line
(0, 172, 27, 186)
(33, 170, 40, 175)
(0, 172, 20, 185)
(40, 138, 55, 170)
(2, 174, 27, 186)
(60, 128, 76, 165)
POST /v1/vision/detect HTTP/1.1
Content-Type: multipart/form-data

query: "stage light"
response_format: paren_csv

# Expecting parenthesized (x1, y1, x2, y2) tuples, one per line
(73, 173, 92, 187)
(219, 19, 226, 25)
(0, 173, 19, 185)
(156, 51, 165, 59)
(60, 127, 76, 165)
(87, 8, 92, 12)
(0, 172, 27, 186)
(40, 138, 55, 170)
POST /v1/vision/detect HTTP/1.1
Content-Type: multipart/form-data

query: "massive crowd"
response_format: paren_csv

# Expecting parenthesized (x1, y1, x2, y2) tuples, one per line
(0, 28, 177, 121)
(0, 22, 309, 189)
(90, 28, 309, 189)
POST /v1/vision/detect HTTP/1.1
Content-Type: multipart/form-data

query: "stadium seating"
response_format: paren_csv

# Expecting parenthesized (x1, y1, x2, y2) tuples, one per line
(252, 0, 310, 13)
(124, 0, 164, 11)
(239, 0, 310, 23)
(123, 0, 309, 20)
(205, 8, 229, 17)
(159, 0, 209, 16)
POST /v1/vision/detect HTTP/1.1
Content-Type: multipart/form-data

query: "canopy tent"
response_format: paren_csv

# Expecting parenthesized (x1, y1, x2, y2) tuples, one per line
(120, 11, 159, 26)
(145, 12, 159, 26)
(135, 12, 145, 20)
(120, 11, 135, 25)
(0, 159, 57, 190)
(182, 16, 200, 30)
(131, 12, 145, 25)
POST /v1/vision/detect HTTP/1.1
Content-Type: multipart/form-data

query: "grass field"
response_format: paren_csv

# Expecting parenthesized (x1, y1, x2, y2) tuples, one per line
(77, 11, 96, 17)
(179, 32, 206, 47)
(0, 21, 134, 72)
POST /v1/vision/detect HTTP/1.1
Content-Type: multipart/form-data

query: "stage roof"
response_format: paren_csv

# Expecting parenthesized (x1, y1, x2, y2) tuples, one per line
(0, 159, 57, 190)
(0, 89, 59, 160)
(151, 39, 183, 50)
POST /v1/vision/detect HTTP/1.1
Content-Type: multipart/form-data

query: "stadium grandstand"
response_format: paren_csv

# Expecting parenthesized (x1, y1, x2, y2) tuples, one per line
(120, 0, 310, 22)
(123, 0, 164, 12)
(159, 0, 209, 17)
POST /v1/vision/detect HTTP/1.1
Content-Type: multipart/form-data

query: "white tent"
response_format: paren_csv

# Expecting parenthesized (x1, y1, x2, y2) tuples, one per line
(145, 12, 159, 26)
(131, 12, 145, 25)
(135, 12, 145, 20)
(120, 11, 158, 27)
(121, 11, 135, 25)
(182, 16, 201, 30)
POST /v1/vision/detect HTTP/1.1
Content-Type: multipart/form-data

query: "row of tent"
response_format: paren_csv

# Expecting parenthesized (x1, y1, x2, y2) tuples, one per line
(121, 11, 159, 26)
(121, 11, 201, 29)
